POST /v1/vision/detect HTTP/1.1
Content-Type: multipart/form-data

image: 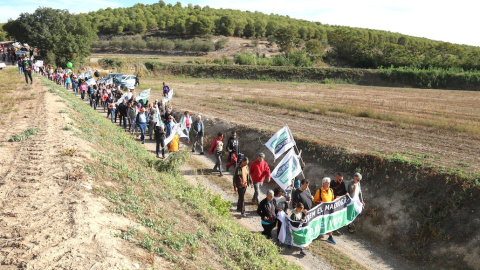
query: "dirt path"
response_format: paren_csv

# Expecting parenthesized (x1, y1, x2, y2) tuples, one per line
(0, 70, 152, 269)
(111, 118, 412, 270)
(178, 151, 413, 270)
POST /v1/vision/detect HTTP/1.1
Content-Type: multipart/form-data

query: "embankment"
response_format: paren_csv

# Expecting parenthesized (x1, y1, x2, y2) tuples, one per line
(179, 113, 479, 270)
(40, 77, 300, 269)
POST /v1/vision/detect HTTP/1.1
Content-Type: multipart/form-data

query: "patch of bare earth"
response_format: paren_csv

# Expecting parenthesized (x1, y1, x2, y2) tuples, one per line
(0, 70, 166, 269)
(140, 78, 480, 175)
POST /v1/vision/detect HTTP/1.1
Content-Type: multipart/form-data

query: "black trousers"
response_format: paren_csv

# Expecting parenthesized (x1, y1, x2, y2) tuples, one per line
(237, 186, 247, 214)
(24, 70, 32, 84)
(156, 139, 165, 158)
(261, 222, 276, 239)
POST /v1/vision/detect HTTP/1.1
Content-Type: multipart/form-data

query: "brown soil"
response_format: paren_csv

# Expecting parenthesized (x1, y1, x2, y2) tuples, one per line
(140, 77, 480, 175)
(0, 69, 171, 269)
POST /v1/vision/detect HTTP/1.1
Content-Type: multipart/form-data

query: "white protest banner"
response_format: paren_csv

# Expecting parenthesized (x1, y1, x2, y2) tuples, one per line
(164, 89, 173, 102)
(271, 148, 302, 190)
(265, 125, 296, 161)
(115, 93, 127, 105)
(164, 123, 178, 145)
(84, 70, 92, 79)
(106, 78, 113, 85)
(86, 78, 96, 85)
(177, 126, 188, 138)
(34, 60, 44, 67)
(153, 103, 163, 125)
(135, 88, 150, 101)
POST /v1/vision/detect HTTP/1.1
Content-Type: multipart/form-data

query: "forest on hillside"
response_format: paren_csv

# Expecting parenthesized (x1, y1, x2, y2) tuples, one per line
(3, 1, 480, 70)
(81, 1, 480, 70)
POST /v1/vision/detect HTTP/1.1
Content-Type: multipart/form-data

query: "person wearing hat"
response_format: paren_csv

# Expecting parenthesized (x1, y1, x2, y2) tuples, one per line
(249, 153, 271, 205)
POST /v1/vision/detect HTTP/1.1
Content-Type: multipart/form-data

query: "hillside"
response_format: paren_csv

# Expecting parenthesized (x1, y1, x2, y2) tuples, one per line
(81, 1, 480, 70)
(4, 2, 480, 70)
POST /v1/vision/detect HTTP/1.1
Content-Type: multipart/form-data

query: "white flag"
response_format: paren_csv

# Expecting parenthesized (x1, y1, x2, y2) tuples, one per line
(135, 88, 150, 101)
(154, 103, 162, 125)
(115, 93, 127, 105)
(271, 148, 302, 191)
(265, 125, 295, 161)
(84, 70, 92, 79)
(177, 126, 188, 138)
(164, 89, 173, 102)
(164, 123, 178, 145)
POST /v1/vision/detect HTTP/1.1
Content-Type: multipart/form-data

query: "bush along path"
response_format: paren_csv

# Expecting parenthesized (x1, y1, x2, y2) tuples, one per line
(39, 76, 300, 269)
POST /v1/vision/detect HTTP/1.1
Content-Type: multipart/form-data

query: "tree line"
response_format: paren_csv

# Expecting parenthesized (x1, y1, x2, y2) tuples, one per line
(82, 1, 480, 70)
(3, 1, 480, 70)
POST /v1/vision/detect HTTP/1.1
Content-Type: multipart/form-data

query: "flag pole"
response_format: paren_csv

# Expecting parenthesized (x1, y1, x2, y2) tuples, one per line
(287, 124, 305, 180)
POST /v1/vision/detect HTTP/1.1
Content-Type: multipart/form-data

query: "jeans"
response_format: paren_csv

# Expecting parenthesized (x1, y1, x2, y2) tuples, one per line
(252, 182, 263, 204)
(185, 127, 190, 142)
(81, 91, 85, 100)
(138, 122, 147, 142)
(237, 186, 247, 214)
(192, 135, 203, 152)
(121, 116, 128, 128)
(130, 118, 136, 134)
(213, 151, 223, 173)
(110, 109, 116, 122)
(18, 66, 23, 74)
(148, 122, 155, 140)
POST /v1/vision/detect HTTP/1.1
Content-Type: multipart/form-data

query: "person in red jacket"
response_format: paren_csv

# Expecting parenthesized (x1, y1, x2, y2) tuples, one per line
(249, 153, 271, 205)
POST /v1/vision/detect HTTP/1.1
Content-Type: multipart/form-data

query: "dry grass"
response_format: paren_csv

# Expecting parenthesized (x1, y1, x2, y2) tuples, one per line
(0, 67, 25, 115)
(140, 76, 480, 136)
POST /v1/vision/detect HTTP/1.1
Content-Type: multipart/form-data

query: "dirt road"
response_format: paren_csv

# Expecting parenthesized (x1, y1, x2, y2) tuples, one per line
(0, 69, 151, 269)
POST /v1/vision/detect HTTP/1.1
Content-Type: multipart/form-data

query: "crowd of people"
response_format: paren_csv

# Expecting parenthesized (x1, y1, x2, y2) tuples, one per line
(14, 57, 365, 259)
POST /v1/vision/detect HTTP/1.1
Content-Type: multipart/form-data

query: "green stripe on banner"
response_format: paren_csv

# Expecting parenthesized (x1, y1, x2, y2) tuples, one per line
(292, 203, 359, 246)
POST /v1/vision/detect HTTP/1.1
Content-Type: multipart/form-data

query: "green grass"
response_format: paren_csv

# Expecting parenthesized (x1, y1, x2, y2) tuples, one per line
(41, 76, 300, 269)
(8, 128, 40, 142)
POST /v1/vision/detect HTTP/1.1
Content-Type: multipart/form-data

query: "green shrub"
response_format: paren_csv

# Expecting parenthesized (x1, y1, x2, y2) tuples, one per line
(8, 128, 40, 142)
(214, 37, 229, 50)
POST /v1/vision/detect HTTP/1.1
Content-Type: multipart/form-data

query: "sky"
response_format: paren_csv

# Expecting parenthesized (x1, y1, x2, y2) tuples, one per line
(2, 0, 478, 47)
